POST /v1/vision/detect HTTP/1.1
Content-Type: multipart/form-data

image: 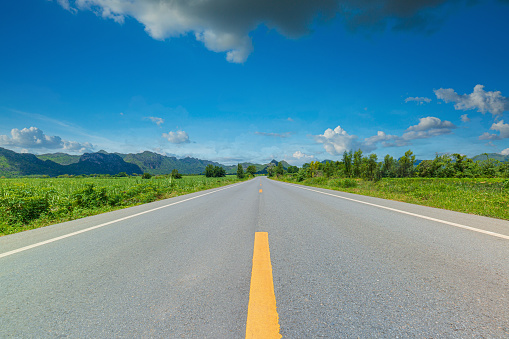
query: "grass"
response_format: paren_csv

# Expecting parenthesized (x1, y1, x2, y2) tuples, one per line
(0, 175, 245, 236)
(273, 176, 509, 220)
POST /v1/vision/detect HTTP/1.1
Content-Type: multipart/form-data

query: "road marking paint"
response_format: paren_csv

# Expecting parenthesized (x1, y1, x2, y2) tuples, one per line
(246, 232, 281, 339)
(279, 181, 509, 241)
(0, 181, 250, 259)
(259, 189, 263, 193)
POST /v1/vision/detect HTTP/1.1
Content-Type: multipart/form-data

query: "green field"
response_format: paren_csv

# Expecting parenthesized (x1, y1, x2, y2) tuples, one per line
(0, 175, 244, 236)
(273, 176, 509, 220)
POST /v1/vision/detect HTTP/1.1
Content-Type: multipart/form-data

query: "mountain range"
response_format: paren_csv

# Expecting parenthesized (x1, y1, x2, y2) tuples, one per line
(2, 147, 505, 178)
(0, 147, 290, 177)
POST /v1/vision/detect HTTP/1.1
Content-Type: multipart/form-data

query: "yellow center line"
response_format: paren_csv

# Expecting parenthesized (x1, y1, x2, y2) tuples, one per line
(259, 189, 263, 193)
(246, 232, 281, 339)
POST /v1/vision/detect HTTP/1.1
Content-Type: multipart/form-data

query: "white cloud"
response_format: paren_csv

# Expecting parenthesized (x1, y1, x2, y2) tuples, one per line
(0, 127, 93, 152)
(479, 120, 509, 140)
(363, 131, 407, 150)
(162, 130, 190, 144)
(56, 0, 72, 11)
(404, 97, 431, 105)
(316, 116, 456, 155)
(315, 126, 358, 155)
(59, 0, 471, 63)
(402, 116, 455, 140)
(292, 151, 314, 160)
(460, 114, 470, 123)
(435, 84, 509, 117)
(146, 116, 164, 125)
(501, 148, 509, 156)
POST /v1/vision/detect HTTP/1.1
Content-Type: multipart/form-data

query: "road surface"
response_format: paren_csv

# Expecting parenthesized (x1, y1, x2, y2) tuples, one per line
(1, 177, 508, 337)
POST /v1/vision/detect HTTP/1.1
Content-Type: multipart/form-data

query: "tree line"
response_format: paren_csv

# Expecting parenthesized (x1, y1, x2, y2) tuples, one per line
(278, 150, 509, 181)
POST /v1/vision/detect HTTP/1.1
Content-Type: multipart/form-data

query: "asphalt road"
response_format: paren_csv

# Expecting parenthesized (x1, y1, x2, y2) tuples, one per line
(1, 177, 508, 338)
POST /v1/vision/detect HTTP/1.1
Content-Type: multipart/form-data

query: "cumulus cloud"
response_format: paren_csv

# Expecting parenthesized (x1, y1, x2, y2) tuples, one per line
(292, 151, 314, 160)
(162, 130, 190, 144)
(363, 131, 408, 150)
(460, 114, 470, 123)
(479, 120, 509, 140)
(501, 148, 509, 156)
(435, 84, 509, 117)
(0, 127, 93, 152)
(255, 131, 292, 138)
(316, 117, 455, 155)
(315, 126, 358, 155)
(404, 97, 431, 105)
(58, 0, 476, 62)
(402, 116, 455, 140)
(146, 116, 164, 126)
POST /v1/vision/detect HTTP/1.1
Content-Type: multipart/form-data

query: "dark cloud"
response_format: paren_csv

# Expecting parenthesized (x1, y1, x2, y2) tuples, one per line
(63, 0, 475, 62)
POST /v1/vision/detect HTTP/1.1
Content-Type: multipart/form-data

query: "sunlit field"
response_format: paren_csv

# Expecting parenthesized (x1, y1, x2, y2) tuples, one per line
(0, 175, 243, 236)
(274, 176, 509, 220)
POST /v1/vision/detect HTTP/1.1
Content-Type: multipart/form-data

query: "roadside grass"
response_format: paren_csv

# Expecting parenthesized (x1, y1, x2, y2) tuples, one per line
(0, 175, 245, 236)
(273, 176, 509, 220)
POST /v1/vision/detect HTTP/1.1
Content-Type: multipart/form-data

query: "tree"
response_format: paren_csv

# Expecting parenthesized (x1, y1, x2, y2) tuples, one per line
(323, 161, 334, 178)
(287, 165, 299, 174)
(275, 162, 285, 176)
(205, 164, 215, 177)
(246, 165, 257, 176)
(142, 172, 152, 179)
(237, 164, 245, 179)
(398, 150, 416, 178)
(213, 166, 226, 177)
(342, 150, 352, 177)
(365, 154, 378, 180)
(267, 163, 276, 177)
(307, 161, 321, 178)
(171, 169, 182, 179)
(381, 154, 396, 178)
(205, 164, 225, 177)
(353, 149, 363, 178)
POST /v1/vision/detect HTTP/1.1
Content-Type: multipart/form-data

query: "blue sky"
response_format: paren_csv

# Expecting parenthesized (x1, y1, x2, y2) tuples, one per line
(1, 0, 508, 165)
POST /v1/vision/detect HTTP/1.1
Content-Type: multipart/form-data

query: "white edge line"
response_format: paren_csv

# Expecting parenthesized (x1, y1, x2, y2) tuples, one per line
(278, 181, 509, 241)
(0, 181, 249, 259)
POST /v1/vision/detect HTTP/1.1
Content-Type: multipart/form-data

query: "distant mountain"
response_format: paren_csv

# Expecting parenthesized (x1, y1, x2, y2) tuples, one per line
(117, 151, 226, 175)
(66, 152, 142, 175)
(0, 147, 63, 177)
(472, 153, 509, 162)
(1, 147, 298, 177)
(37, 152, 80, 165)
(0, 148, 141, 177)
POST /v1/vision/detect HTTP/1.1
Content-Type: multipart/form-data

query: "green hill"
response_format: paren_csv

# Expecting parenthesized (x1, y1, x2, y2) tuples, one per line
(472, 153, 509, 162)
(0, 147, 295, 177)
(36, 153, 80, 165)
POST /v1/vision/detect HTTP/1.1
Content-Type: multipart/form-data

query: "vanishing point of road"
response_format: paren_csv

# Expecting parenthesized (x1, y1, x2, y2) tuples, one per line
(1, 177, 508, 337)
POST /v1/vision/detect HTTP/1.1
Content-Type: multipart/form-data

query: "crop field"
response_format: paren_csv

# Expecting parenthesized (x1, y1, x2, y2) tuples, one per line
(274, 176, 509, 220)
(0, 175, 243, 236)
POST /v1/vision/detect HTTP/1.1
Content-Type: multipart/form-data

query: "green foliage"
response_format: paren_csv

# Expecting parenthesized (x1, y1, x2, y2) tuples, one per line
(237, 164, 245, 179)
(142, 172, 152, 179)
(287, 165, 299, 174)
(171, 169, 182, 179)
(0, 175, 242, 236)
(342, 150, 353, 177)
(275, 162, 285, 176)
(246, 165, 257, 176)
(205, 164, 226, 177)
(0, 190, 49, 225)
(273, 175, 509, 220)
(72, 184, 108, 208)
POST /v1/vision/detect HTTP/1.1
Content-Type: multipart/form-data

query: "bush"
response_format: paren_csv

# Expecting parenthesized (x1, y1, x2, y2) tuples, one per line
(0, 193, 49, 225)
(340, 179, 357, 188)
(71, 184, 108, 208)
